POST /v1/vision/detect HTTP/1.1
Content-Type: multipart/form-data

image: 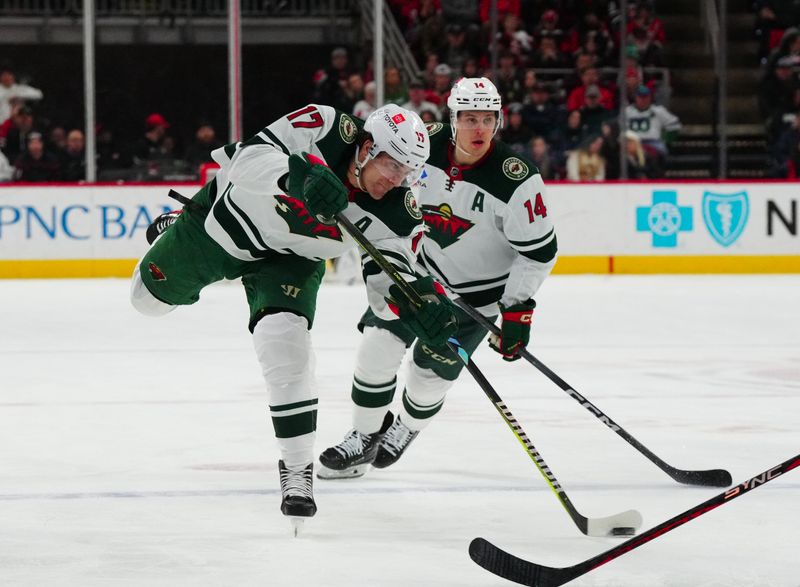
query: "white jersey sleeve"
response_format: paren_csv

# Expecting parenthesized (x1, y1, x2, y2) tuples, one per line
(210, 103, 338, 195)
(499, 173, 557, 307)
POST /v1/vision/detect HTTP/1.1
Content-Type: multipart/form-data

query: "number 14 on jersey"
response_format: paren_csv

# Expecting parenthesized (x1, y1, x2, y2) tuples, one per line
(524, 193, 547, 223)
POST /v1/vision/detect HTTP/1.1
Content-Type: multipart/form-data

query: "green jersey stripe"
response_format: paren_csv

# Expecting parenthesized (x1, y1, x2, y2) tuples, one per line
(263, 128, 290, 155)
(422, 250, 509, 289)
(353, 376, 397, 392)
(402, 390, 444, 419)
(362, 257, 412, 280)
(223, 142, 238, 159)
(519, 235, 558, 263)
(272, 410, 317, 438)
(459, 285, 506, 308)
(270, 398, 319, 413)
(508, 228, 555, 248)
(241, 134, 268, 148)
(351, 385, 396, 408)
(212, 190, 272, 259)
(226, 193, 272, 251)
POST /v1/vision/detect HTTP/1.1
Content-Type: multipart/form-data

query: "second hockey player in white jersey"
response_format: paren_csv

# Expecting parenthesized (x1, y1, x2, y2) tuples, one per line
(318, 78, 558, 478)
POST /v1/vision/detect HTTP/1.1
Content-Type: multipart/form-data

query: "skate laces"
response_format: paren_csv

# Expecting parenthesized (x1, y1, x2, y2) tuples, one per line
(156, 211, 181, 231)
(381, 419, 415, 456)
(332, 429, 371, 459)
(280, 465, 313, 499)
(146, 210, 182, 245)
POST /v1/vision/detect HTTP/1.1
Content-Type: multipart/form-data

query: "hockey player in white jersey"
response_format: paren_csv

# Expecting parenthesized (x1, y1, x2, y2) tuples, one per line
(318, 78, 557, 479)
(129, 103, 457, 529)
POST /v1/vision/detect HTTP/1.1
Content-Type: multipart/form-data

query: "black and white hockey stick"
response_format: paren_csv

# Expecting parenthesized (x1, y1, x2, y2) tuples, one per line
(452, 298, 732, 488)
(335, 213, 642, 537)
(470, 452, 799, 587)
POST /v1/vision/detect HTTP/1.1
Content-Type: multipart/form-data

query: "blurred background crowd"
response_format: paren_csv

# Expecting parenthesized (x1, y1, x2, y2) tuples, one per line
(1, 0, 799, 183)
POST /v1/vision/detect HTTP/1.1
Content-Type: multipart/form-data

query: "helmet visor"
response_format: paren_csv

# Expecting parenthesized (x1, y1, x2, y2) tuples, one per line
(455, 111, 500, 131)
(371, 152, 419, 185)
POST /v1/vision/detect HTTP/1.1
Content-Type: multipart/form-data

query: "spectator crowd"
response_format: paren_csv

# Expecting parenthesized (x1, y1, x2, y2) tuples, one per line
(311, 0, 680, 180)
(1, 0, 687, 183)
(0, 62, 223, 183)
(755, 1, 800, 177)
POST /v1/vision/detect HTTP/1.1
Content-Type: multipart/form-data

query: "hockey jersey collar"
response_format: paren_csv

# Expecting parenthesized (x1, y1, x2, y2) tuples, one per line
(446, 140, 495, 181)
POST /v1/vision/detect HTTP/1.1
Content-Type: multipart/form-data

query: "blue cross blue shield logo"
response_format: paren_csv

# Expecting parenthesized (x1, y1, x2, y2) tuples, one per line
(702, 191, 749, 247)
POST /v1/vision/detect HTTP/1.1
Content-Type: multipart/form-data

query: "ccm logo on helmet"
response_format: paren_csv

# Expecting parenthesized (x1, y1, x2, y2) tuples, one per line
(392, 113, 406, 124)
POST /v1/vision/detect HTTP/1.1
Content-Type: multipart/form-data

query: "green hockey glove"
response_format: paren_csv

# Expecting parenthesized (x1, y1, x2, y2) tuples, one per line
(387, 276, 458, 347)
(488, 300, 536, 361)
(287, 152, 348, 224)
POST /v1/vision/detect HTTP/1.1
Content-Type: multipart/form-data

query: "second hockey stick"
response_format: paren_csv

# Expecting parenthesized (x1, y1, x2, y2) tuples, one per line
(335, 213, 642, 537)
(452, 297, 732, 488)
(470, 452, 800, 586)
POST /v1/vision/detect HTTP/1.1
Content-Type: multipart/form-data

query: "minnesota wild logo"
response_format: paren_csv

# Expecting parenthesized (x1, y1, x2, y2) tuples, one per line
(502, 157, 529, 180)
(422, 203, 474, 249)
(405, 190, 422, 219)
(425, 122, 444, 136)
(339, 114, 357, 144)
(148, 262, 166, 281)
(274, 195, 343, 241)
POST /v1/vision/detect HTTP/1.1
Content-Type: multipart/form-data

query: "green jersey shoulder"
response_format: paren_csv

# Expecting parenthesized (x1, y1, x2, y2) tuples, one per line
(353, 187, 423, 238)
(424, 122, 541, 204)
(316, 109, 363, 180)
(472, 141, 540, 204)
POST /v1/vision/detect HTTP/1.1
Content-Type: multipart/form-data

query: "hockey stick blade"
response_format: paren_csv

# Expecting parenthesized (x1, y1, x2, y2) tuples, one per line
(584, 509, 642, 538)
(469, 453, 800, 587)
(454, 342, 643, 538)
(664, 466, 732, 488)
(451, 298, 732, 488)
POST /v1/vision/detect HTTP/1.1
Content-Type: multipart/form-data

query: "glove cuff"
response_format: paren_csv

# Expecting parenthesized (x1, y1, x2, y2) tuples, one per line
(303, 152, 327, 167)
(500, 299, 535, 324)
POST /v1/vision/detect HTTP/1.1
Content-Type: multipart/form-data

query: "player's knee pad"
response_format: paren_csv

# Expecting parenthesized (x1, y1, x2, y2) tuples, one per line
(400, 361, 455, 430)
(130, 263, 175, 317)
(354, 326, 408, 383)
(252, 312, 314, 404)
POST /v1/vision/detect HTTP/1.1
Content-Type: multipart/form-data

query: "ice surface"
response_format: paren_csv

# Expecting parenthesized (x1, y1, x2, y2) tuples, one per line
(1, 275, 798, 586)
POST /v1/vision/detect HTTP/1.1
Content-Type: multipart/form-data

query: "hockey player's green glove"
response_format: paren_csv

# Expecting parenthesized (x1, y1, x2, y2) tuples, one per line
(488, 300, 536, 361)
(387, 276, 458, 347)
(287, 152, 348, 224)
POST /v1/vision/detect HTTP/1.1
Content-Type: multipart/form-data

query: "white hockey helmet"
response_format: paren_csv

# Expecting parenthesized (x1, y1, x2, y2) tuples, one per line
(361, 104, 429, 185)
(447, 77, 503, 137)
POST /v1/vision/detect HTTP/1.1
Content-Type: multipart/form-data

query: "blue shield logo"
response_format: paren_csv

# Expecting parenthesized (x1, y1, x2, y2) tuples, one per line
(702, 191, 749, 247)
